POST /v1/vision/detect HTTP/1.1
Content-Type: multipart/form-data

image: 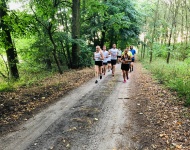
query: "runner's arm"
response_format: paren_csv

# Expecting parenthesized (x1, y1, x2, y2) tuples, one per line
(100, 51, 104, 60)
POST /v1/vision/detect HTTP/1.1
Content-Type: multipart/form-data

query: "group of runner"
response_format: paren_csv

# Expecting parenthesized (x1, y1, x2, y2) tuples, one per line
(94, 44, 136, 84)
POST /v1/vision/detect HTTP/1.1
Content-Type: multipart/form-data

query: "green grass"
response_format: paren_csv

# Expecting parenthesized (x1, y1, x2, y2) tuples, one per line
(0, 62, 58, 91)
(140, 57, 190, 106)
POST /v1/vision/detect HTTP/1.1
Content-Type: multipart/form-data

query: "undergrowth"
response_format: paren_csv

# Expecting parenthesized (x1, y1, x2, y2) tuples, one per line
(0, 68, 56, 92)
(141, 58, 190, 106)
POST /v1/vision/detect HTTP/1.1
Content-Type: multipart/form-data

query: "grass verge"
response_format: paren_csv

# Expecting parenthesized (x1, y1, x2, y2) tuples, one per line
(140, 58, 190, 106)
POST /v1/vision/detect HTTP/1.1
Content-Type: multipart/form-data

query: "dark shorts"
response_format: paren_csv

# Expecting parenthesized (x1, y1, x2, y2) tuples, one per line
(107, 61, 111, 64)
(95, 61, 103, 66)
(131, 58, 135, 62)
(111, 60, 117, 66)
(121, 64, 130, 71)
(103, 62, 107, 65)
(117, 56, 121, 58)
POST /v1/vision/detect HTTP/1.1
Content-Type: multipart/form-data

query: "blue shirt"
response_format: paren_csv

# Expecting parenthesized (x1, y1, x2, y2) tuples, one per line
(130, 49, 136, 56)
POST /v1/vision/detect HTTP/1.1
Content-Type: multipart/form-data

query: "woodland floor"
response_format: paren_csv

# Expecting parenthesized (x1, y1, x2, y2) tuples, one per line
(0, 68, 95, 135)
(0, 61, 190, 150)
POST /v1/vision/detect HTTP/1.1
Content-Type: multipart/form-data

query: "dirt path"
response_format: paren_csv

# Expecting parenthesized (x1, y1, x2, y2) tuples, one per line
(0, 63, 141, 150)
(1, 61, 189, 150)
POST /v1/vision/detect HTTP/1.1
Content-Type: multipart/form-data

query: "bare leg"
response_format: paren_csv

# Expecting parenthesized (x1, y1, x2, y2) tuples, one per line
(126, 71, 129, 80)
(112, 65, 116, 76)
(108, 63, 111, 72)
(95, 65, 99, 83)
(99, 66, 102, 79)
(131, 62, 134, 71)
(118, 58, 121, 64)
(104, 65, 107, 75)
(122, 70, 126, 82)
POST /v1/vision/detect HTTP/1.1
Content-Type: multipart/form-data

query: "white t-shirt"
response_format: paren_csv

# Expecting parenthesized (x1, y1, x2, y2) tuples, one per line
(118, 49, 122, 56)
(107, 54, 111, 61)
(94, 52, 102, 61)
(110, 48, 118, 60)
(102, 50, 109, 63)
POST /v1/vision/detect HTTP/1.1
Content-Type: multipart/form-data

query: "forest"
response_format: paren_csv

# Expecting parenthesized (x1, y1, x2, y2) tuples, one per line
(0, 0, 190, 105)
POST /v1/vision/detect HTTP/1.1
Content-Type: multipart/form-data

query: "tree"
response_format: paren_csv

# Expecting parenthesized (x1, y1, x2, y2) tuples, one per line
(0, 0, 19, 79)
(71, 0, 80, 69)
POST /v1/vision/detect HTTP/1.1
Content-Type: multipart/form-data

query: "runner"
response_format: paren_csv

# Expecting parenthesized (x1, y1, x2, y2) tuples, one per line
(102, 45, 109, 75)
(107, 51, 111, 72)
(94, 45, 104, 83)
(121, 48, 132, 83)
(109, 44, 118, 76)
(117, 48, 122, 64)
(129, 45, 136, 72)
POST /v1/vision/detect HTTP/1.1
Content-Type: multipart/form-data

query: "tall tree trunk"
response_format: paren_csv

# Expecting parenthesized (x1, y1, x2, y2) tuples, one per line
(150, 0, 160, 63)
(0, 0, 19, 79)
(143, 42, 146, 59)
(167, 0, 180, 63)
(60, 8, 72, 68)
(185, 0, 188, 56)
(47, 24, 63, 74)
(71, 0, 80, 69)
(65, 13, 72, 67)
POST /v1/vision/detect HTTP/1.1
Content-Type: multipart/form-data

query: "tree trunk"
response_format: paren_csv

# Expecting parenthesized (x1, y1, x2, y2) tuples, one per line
(167, 0, 180, 63)
(0, 0, 19, 80)
(47, 24, 63, 74)
(71, 0, 80, 69)
(45, 58, 52, 70)
(64, 11, 72, 68)
(150, 0, 160, 63)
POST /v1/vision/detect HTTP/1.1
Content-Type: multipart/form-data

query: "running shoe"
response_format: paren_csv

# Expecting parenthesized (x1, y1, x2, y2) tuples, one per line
(95, 80, 98, 84)
(100, 76, 102, 79)
(123, 80, 126, 83)
(127, 76, 129, 80)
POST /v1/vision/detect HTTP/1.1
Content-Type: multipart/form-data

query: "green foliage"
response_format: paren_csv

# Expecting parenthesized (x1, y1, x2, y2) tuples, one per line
(0, 82, 14, 92)
(1, 0, 143, 88)
(142, 58, 190, 106)
(81, 0, 141, 47)
(79, 48, 93, 68)
(152, 43, 167, 58)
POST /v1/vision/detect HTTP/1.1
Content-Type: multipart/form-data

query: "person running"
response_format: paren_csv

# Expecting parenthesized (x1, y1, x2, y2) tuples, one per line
(107, 51, 111, 72)
(109, 44, 118, 76)
(94, 45, 104, 83)
(102, 45, 109, 75)
(117, 48, 122, 64)
(121, 48, 132, 83)
(129, 45, 136, 72)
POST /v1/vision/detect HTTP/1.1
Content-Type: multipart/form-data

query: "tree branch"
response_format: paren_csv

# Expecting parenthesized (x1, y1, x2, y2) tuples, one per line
(30, 6, 48, 30)
(0, 71, 7, 78)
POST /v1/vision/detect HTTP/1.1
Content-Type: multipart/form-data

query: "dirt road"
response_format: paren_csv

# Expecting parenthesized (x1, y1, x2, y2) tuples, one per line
(0, 63, 147, 150)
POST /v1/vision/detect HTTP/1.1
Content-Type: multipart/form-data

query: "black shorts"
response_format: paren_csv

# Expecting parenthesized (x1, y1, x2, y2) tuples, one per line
(117, 56, 121, 58)
(121, 64, 130, 71)
(103, 62, 107, 65)
(95, 61, 103, 66)
(111, 60, 117, 66)
(107, 61, 111, 64)
(131, 58, 135, 62)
